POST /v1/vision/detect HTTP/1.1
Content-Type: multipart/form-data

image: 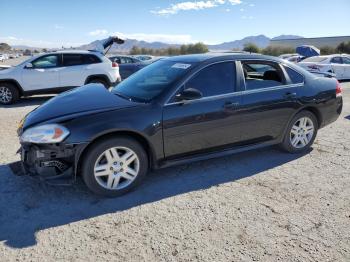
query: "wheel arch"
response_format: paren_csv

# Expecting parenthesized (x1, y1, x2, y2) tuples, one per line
(84, 74, 111, 85)
(0, 79, 24, 96)
(297, 106, 322, 128)
(75, 130, 155, 177)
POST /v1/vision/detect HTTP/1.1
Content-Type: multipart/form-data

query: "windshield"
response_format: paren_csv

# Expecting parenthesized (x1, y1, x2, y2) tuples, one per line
(303, 56, 328, 63)
(112, 60, 194, 102)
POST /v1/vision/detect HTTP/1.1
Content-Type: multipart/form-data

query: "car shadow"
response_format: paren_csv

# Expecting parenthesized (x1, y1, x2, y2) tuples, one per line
(0, 146, 310, 248)
(0, 96, 53, 108)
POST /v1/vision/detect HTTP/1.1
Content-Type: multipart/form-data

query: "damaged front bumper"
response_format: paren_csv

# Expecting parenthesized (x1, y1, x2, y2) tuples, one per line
(15, 142, 87, 185)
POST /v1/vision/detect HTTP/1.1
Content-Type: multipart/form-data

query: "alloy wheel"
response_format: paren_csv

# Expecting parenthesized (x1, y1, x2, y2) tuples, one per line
(0, 86, 12, 103)
(93, 146, 140, 190)
(290, 116, 314, 149)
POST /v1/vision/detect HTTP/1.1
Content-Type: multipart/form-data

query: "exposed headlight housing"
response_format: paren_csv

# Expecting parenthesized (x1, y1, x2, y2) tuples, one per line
(20, 124, 70, 144)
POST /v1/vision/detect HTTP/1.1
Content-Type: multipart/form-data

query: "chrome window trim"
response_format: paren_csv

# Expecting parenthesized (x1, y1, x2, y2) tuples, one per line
(239, 59, 305, 91)
(164, 58, 306, 107)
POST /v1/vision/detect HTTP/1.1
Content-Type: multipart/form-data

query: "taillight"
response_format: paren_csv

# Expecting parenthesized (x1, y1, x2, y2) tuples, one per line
(336, 80, 342, 97)
(112, 62, 119, 68)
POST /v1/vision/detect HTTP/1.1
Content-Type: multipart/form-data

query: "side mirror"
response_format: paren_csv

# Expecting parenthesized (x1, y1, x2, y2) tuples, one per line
(25, 62, 33, 69)
(175, 88, 203, 102)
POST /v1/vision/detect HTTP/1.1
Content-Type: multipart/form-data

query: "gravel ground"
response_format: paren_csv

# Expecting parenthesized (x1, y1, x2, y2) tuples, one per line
(0, 83, 349, 262)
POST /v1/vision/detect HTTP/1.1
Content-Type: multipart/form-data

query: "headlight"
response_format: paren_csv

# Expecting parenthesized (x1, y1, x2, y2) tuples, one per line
(20, 124, 70, 144)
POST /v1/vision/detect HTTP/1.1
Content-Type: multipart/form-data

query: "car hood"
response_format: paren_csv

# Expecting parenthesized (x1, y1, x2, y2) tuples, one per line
(23, 84, 138, 129)
(0, 66, 15, 75)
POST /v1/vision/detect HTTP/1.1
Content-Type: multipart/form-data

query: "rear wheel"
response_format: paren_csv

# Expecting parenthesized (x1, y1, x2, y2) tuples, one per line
(82, 137, 148, 197)
(87, 78, 109, 89)
(280, 111, 318, 153)
(0, 83, 19, 105)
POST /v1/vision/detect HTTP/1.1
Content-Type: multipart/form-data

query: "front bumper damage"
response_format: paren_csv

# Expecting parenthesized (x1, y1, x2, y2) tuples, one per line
(14, 143, 87, 185)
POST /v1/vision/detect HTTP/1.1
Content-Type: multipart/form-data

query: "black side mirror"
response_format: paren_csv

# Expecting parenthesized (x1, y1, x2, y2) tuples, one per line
(175, 88, 203, 102)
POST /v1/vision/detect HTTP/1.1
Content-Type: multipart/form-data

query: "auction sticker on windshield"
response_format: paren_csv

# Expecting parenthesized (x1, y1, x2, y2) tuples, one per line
(171, 63, 191, 69)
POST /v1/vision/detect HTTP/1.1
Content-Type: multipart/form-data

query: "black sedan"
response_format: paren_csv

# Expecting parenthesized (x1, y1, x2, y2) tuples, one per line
(17, 53, 343, 196)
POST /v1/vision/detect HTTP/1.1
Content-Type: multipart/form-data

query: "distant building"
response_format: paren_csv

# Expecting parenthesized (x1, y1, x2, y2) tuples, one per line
(270, 36, 350, 49)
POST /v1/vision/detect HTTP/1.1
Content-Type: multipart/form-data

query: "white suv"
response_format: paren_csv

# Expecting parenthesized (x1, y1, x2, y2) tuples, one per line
(0, 50, 121, 104)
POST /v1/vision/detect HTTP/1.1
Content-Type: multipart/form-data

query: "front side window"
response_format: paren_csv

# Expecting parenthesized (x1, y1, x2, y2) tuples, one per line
(184, 62, 235, 97)
(111, 60, 194, 102)
(330, 57, 342, 64)
(32, 55, 59, 68)
(242, 61, 284, 90)
(284, 66, 304, 84)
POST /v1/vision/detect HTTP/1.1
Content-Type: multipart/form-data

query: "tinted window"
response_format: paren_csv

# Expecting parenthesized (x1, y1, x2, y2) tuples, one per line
(242, 61, 284, 90)
(32, 55, 59, 68)
(284, 66, 304, 84)
(63, 54, 84, 66)
(84, 54, 101, 64)
(185, 62, 235, 97)
(112, 60, 194, 102)
(342, 57, 350, 64)
(330, 57, 342, 64)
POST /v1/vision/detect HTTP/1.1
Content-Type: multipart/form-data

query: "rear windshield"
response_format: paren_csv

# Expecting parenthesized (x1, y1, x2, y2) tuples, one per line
(303, 56, 328, 62)
(112, 60, 193, 102)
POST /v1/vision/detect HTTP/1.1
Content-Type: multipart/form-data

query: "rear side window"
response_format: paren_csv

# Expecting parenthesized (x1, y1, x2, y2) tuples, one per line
(284, 66, 304, 84)
(63, 54, 84, 66)
(242, 61, 284, 90)
(342, 57, 350, 64)
(185, 62, 235, 97)
(84, 54, 101, 64)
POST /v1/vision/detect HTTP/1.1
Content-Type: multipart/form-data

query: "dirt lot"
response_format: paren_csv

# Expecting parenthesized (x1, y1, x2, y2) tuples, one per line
(0, 84, 349, 262)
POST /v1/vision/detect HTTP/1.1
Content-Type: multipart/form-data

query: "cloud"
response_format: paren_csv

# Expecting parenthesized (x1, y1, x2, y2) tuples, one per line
(54, 24, 64, 30)
(88, 29, 108, 37)
(113, 32, 196, 44)
(152, 0, 242, 16)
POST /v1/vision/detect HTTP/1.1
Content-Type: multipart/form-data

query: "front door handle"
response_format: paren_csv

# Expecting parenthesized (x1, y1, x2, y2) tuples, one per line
(224, 101, 239, 109)
(284, 92, 297, 99)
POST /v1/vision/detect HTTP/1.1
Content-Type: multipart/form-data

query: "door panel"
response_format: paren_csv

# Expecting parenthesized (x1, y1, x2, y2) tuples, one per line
(239, 86, 299, 142)
(163, 94, 242, 157)
(21, 68, 60, 90)
(59, 65, 87, 87)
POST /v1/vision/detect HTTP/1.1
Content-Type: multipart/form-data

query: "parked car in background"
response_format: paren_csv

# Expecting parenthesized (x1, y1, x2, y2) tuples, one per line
(109, 55, 145, 79)
(0, 54, 5, 62)
(0, 50, 121, 104)
(133, 55, 154, 61)
(16, 53, 342, 196)
(298, 54, 350, 80)
(279, 53, 299, 60)
(285, 55, 304, 63)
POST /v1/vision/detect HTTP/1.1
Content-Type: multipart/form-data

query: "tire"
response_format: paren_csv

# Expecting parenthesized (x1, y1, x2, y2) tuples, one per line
(280, 111, 318, 153)
(0, 83, 19, 105)
(87, 78, 110, 89)
(81, 137, 149, 197)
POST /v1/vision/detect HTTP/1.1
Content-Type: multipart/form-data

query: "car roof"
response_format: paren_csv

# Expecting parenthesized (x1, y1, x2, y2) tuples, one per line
(47, 50, 103, 55)
(165, 52, 280, 63)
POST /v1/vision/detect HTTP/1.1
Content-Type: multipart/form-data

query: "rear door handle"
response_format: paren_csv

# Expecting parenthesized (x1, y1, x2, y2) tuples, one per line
(224, 101, 239, 109)
(284, 92, 297, 99)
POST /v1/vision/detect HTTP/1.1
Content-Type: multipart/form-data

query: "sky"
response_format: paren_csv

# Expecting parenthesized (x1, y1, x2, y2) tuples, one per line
(0, 0, 349, 48)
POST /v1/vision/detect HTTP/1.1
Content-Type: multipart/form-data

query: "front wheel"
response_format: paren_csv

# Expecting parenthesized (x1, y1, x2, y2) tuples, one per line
(82, 137, 148, 197)
(0, 83, 19, 105)
(280, 111, 318, 153)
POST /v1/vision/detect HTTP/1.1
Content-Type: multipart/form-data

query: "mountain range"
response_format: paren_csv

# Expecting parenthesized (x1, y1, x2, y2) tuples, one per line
(80, 34, 302, 53)
(12, 34, 302, 52)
